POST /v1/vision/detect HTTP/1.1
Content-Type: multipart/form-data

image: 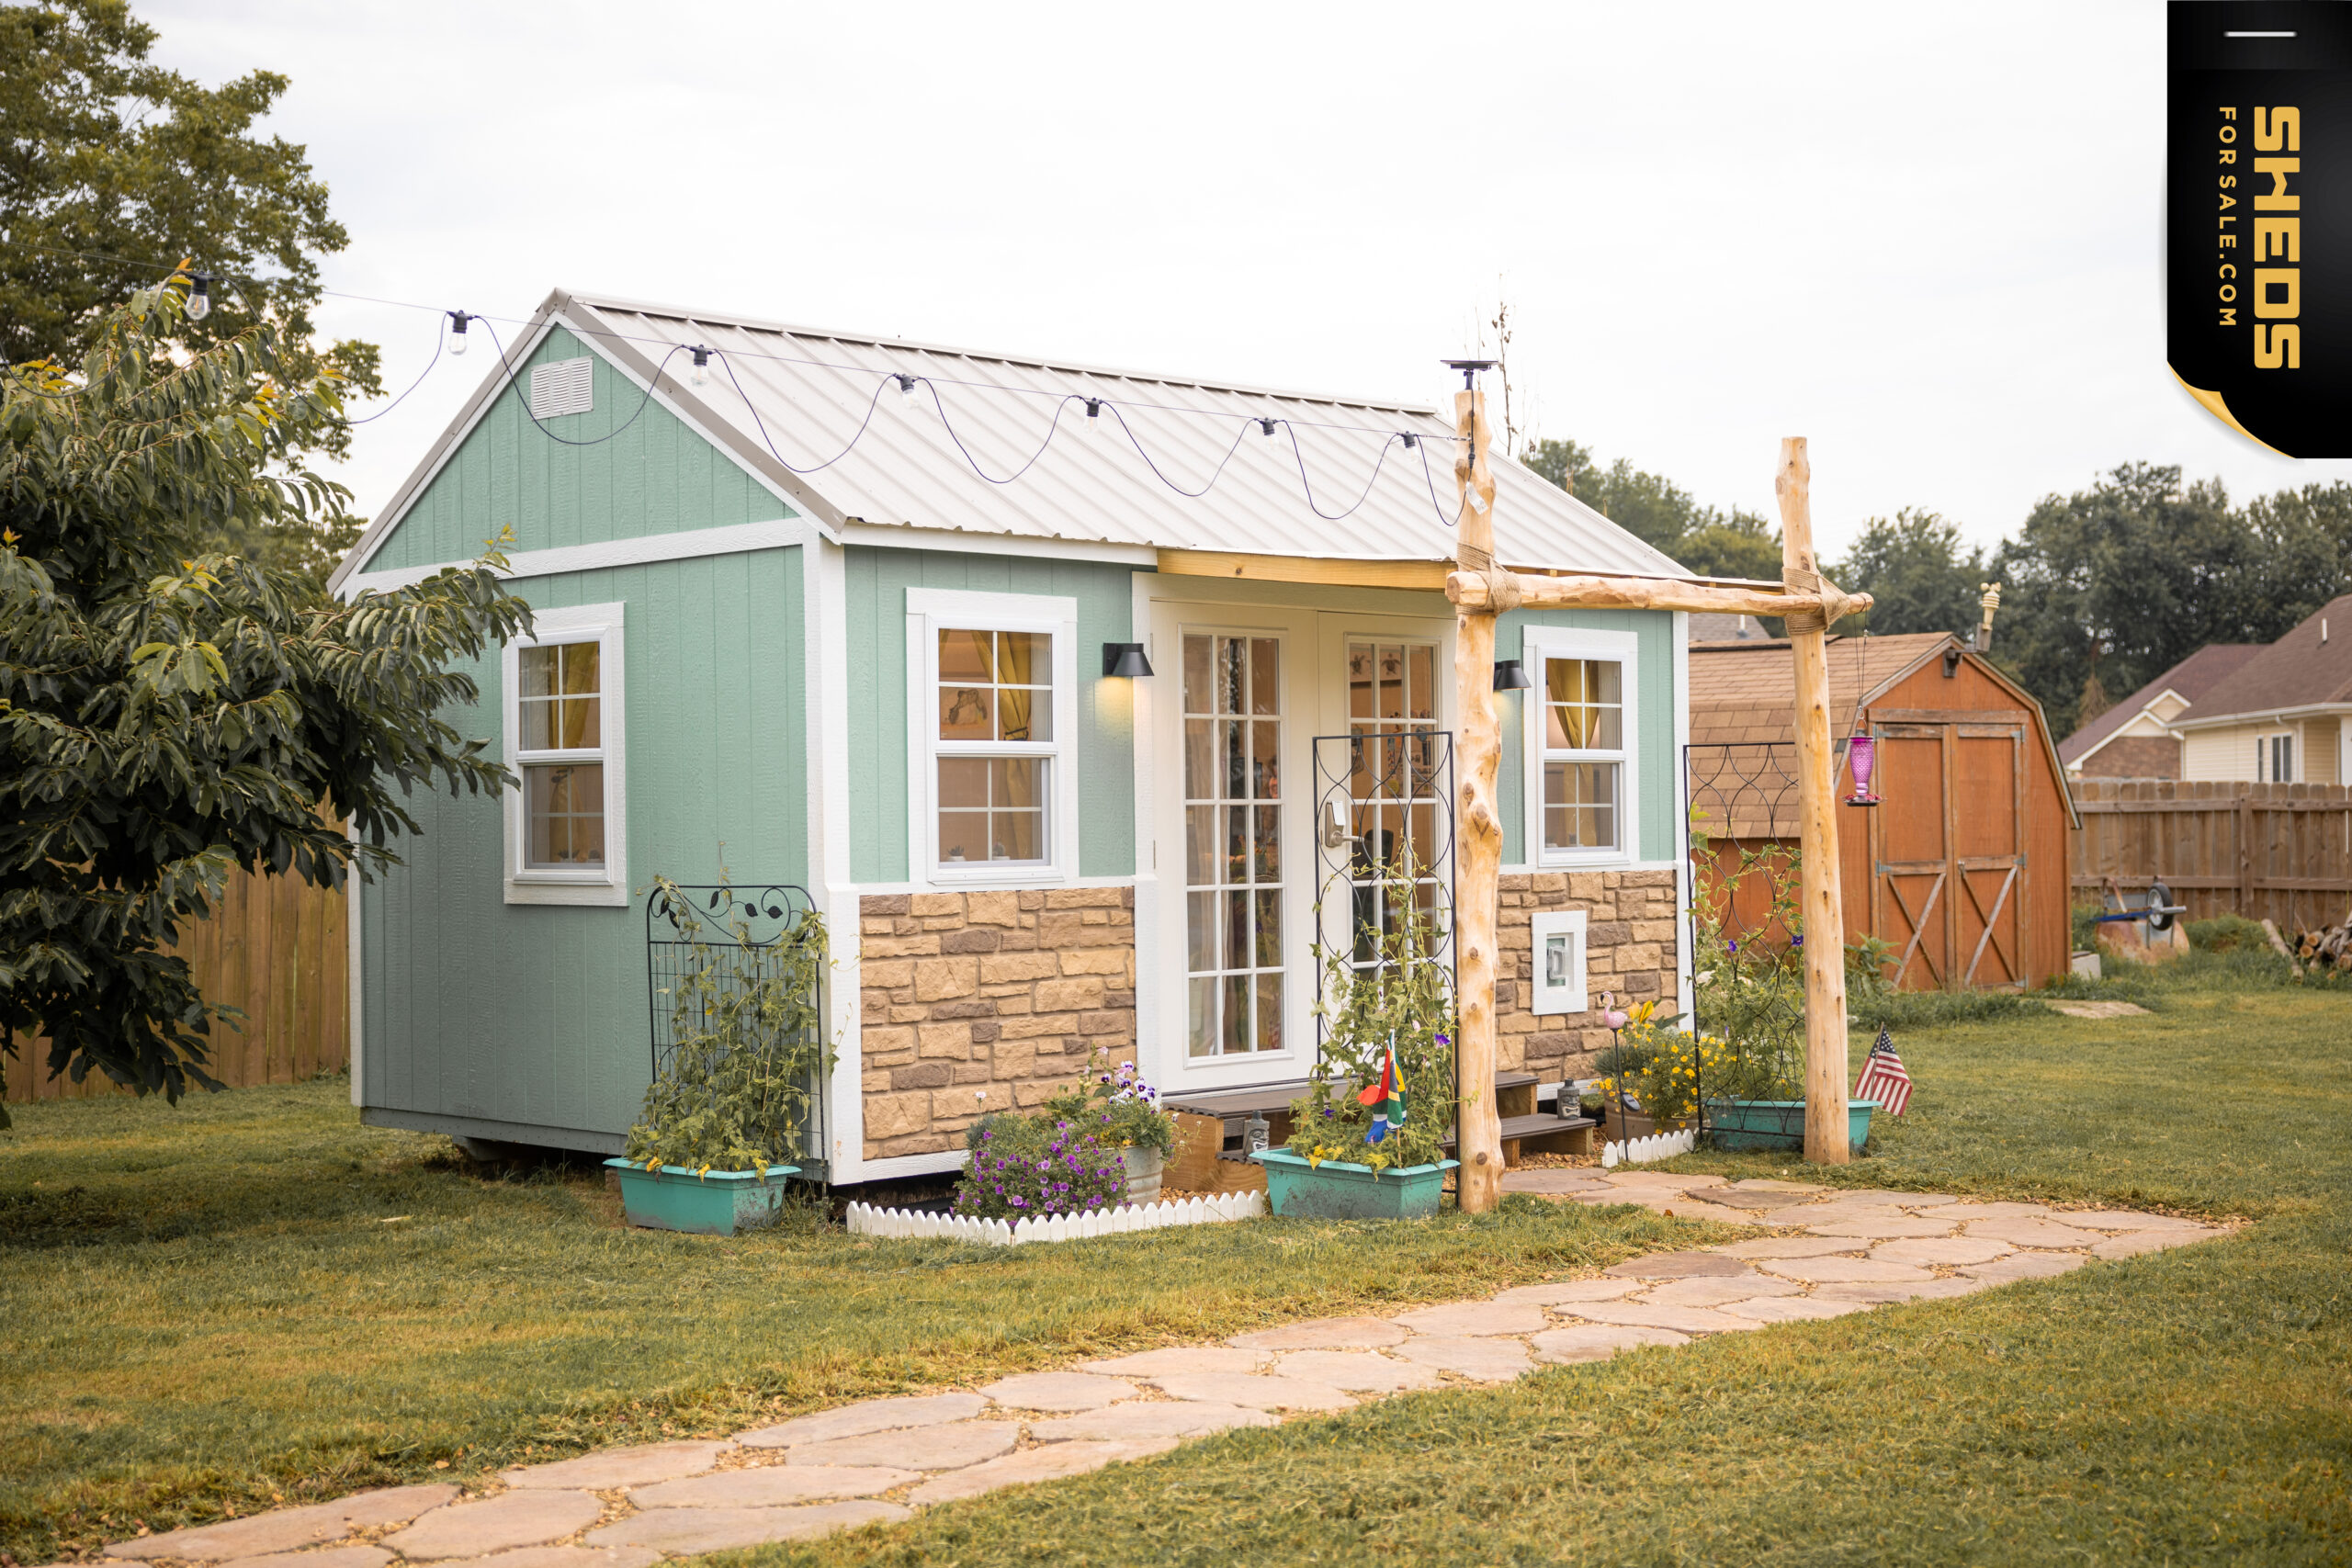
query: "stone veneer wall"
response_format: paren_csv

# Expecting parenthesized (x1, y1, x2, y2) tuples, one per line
(1496, 869, 1681, 1080)
(855, 888, 1136, 1159)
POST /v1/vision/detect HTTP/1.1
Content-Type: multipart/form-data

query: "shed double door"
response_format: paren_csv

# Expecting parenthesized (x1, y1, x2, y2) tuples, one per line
(1871, 713, 2029, 990)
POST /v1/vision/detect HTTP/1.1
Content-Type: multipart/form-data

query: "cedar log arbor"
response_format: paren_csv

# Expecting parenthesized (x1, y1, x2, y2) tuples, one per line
(1447, 416, 1871, 1207)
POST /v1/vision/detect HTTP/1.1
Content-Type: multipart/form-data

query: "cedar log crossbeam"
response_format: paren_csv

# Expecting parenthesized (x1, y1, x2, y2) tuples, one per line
(1444, 429, 1872, 1201)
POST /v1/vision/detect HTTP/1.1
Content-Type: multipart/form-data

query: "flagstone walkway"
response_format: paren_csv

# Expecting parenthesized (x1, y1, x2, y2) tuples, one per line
(89, 1173, 2227, 1566)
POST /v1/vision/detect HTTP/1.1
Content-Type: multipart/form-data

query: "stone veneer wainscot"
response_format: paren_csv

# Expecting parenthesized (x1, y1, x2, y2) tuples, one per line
(1495, 870, 1682, 1080)
(857, 889, 1137, 1158)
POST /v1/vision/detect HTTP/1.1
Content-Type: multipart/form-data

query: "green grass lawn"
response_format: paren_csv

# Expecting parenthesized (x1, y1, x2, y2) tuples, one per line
(737, 988, 2352, 1568)
(0, 1080, 1693, 1562)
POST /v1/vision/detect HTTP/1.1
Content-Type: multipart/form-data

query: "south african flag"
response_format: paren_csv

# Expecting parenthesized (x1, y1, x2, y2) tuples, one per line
(1357, 1047, 1407, 1144)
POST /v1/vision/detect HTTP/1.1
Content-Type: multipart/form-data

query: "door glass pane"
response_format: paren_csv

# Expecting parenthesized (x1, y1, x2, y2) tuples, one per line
(1343, 639, 1445, 987)
(1182, 631, 1284, 1055)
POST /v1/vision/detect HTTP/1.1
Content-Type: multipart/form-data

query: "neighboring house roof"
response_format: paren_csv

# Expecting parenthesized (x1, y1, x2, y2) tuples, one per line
(1685, 632, 2078, 834)
(1686, 611, 1773, 642)
(334, 288, 1689, 590)
(2174, 593, 2352, 727)
(2056, 643, 2263, 765)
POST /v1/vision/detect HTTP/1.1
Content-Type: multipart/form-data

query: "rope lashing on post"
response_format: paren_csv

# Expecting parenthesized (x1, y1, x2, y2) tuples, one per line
(1453, 540, 1524, 613)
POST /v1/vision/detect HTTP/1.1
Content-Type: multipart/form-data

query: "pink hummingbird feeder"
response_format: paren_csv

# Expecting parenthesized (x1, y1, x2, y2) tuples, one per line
(1846, 730, 1881, 807)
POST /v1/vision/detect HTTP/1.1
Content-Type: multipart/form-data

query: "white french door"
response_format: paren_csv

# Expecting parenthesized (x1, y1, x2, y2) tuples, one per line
(1144, 598, 1453, 1096)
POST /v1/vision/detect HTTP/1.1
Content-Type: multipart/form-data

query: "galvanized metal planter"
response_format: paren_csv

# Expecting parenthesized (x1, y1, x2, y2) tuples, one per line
(1117, 1146, 1165, 1204)
(1251, 1147, 1459, 1219)
(605, 1159, 801, 1235)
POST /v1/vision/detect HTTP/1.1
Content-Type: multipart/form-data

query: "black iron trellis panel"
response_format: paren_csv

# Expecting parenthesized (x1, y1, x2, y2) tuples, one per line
(644, 882, 829, 1165)
(1681, 742, 1809, 1145)
(1311, 729, 1454, 1060)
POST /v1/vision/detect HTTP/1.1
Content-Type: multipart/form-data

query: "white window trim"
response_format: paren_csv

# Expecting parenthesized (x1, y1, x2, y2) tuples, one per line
(905, 587, 1080, 889)
(2258, 728, 2297, 784)
(503, 602, 628, 907)
(1521, 625, 1641, 868)
(1529, 908, 1589, 1016)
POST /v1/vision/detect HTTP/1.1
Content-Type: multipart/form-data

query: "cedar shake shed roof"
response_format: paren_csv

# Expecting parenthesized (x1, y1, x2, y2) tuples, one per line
(2174, 594, 2352, 725)
(2056, 642, 2262, 764)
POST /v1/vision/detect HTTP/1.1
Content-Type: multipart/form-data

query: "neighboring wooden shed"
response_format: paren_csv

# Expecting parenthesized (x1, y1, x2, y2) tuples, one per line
(1688, 632, 2079, 991)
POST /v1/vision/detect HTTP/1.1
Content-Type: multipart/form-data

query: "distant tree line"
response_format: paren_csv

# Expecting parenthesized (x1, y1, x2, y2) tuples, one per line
(1523, 440, 2352, 737)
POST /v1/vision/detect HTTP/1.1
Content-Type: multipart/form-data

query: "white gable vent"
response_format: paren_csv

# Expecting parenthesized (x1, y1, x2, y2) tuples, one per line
(528, 356, 594, 420)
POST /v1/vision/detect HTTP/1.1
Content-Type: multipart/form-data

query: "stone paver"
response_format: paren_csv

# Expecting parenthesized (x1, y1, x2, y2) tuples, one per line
(2057, 1209, 2209, 1232)
(1599, 1172, 1725, 1190)
(1715, 1295, 1874, 1324)
(1386, 1300, 1547, 1337)
(1809, 1189, 1957, 1206)
(500, 1441, 731, 1489)
(1530, 1324, 1690, 1362)
(1754, 1256, 1938, 1284)
(1227, 1315, 1407, 1350)
(1029, 1403, 1277, 1442)
(1729, 1179, 1833, 1192)
(1672, 1198, 1817, 1227)
(1962, 1252, 2088, 1284)
(1806, 1214, 1961, 1239)
(975, 1371, 1136, 1410)
(1812, 1279, 1986, 1304)
(1492, 1278, 1646, 1304)
(1871, 1235, 2015, 1266)
(1604, 1250, 1754, 1280)
(441, 1549, 662, 1568)
(1498, 1168, 1613, 1194)
(2091, 1226, 2221, 1258)
(736, 1392, 989, 1449)
(1962, 1217, 2107, 1248)
(585, 1503, 908, 1552)
(1274, 1350, 1447, 1392)
(216, 1548, 391, 1568)
(2048, 999, 2150, 1019)
(783, 1421, 1020, 1471)
(1149, 1371, 1356, 1411)
(1390, 1335, 1535, 1381)
(1933, 1201, 2052, 1223)
(1643, 1274, 1805, 1309)
(1560, 1300, 1763, 1334)
(107, 1487, 461, 1560)
(1780, 1204, 1917, 1229)
(904, 1440, 1179, 1506)
(1690, 1187, 1815, 1211)
(384, 1491, 604, 1560)
(1710, 1235, 1867, 1259)
(628, 1468, 921, 1508)
(1081, 1347, 1265, 1378)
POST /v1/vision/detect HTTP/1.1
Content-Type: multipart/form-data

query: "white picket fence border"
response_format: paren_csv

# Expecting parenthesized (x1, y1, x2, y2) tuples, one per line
(845, 1190, 1266, 1246)
(1600, 1127, 1698, 1168)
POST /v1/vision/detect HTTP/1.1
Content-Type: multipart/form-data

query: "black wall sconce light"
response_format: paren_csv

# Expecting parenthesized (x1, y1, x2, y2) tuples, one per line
(1102, 642, 1154, 678)
(1492, 658, 1532, 691)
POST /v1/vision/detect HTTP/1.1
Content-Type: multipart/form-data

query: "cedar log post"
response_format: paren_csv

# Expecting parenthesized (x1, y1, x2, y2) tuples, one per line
(1774, 437, 1852, 1165)
(1452, 386, 1506, 1213)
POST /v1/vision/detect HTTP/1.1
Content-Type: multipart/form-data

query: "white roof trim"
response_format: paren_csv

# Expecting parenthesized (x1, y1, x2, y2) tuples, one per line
(338, 516, 820, 599)
(2173, 699, 2352, 730)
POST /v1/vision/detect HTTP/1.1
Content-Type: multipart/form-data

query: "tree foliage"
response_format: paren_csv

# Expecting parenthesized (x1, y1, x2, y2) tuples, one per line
(0, 281, 530, 1115)
(1520, 435, 1782, 579)
(0, 0, 380, 458)
(1831, 508, 1987, 637)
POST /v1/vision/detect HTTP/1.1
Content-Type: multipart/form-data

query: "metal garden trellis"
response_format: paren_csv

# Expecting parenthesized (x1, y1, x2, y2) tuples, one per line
(643, 881, 830, 1168)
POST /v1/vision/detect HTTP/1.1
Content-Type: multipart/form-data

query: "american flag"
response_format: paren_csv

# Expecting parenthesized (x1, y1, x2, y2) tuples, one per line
(1852, 1028, 1913, 1117)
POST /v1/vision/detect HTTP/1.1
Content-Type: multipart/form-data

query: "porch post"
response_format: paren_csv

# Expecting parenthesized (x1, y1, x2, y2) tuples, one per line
(1452, 386, 1506, 1211)
(1774, 438, 1853, 1165)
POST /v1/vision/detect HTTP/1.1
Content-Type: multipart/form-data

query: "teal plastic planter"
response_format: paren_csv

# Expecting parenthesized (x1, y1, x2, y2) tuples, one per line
(1251, 1147, 1460, 1219)
(1704, 1100, 1878, 1156)
(605, 1159, 801, 1235)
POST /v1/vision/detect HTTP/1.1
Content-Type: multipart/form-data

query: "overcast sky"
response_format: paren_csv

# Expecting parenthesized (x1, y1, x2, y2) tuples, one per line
(142, 0, 2352, 563)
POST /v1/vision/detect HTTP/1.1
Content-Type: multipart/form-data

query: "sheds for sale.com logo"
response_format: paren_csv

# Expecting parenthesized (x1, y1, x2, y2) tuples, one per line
(2170, 4, 2352, 455)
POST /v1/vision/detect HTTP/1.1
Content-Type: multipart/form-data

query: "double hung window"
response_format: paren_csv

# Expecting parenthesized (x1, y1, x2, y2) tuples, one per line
(909, 588, 1078, 883)
(503, 603, 627, 905)
(1522, 628, 1637, 864)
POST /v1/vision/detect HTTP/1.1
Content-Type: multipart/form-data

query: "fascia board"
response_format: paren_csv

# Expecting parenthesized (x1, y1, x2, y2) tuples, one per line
(2173, 699, 2352, 730)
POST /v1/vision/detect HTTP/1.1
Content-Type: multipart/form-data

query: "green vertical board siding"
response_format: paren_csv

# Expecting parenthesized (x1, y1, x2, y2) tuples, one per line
(359, 547, 807, 1143)
(367, 327, 787, 572)
(844, 547, 1136, 883)
(1496, 607, 1677, 864)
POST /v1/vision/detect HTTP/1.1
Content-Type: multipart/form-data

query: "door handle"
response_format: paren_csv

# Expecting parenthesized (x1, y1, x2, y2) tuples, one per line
(1321, 796, 1349, 850)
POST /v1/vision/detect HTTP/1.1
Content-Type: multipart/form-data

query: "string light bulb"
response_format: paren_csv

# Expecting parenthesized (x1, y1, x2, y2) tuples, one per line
(185, 275, 211, 322)
(447, 311, 469, 356)
(898, 374, 918, 404)
(1085, 398, 1102, 423)
(1259, 418, 1277, 437)
(1401, 433, 1418, 450)
(690, 346, 711, 387)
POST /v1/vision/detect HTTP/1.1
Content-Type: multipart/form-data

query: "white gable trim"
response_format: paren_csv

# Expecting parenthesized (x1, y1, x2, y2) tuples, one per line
(2174, 698, 2352, 731)
(330, 298, 834, 592)
(839, 519, 1156, 566)
(340, 516, 820, 597)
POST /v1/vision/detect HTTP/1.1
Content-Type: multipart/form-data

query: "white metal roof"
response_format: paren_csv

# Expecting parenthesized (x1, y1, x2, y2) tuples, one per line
(338, 288, 1689, 585)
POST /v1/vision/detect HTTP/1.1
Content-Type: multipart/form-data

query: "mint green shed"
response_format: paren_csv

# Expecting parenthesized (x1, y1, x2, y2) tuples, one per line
(334, 290, 1698, 1184)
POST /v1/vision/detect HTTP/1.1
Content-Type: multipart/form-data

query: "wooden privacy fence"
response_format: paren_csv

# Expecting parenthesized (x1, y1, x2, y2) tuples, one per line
(2070, 779, 2352, 931)
(4, 867, 349, 1105)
